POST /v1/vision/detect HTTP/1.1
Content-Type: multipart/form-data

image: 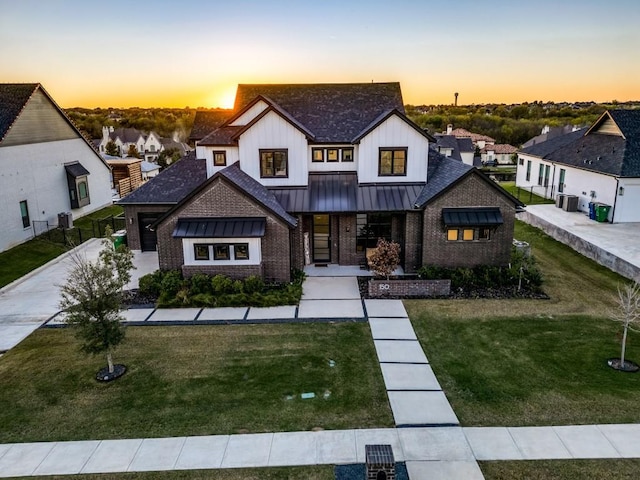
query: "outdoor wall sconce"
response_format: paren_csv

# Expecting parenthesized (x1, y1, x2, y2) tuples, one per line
(346, 226, 350, 232)
(129, 217, 134, 224)
(619, 186, 625, 196)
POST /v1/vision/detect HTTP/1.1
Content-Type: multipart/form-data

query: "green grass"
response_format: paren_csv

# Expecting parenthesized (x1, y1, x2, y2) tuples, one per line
(0, 205, 123, 288)
(500, 181, 555, 205)
(480, 459, 640, 480)
(0, 323, 392, 443)
(406, 220, 639, 426)
(3, 466, 334, 480)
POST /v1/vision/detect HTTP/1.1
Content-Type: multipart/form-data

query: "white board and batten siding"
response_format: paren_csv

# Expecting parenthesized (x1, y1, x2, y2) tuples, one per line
(228, 100, 269, 127)
(237, 110, 308, 187)
(199, 146, 240, 178)
(357, 114, 429, 184)
(308, 145, 358, 172)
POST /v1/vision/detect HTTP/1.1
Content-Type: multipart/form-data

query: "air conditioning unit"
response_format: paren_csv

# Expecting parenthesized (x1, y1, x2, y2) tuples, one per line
(58, 212, 73, 229)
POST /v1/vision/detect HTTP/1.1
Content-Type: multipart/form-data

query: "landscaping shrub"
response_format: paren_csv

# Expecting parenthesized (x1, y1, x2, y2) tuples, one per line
(159, 270, 184, 302)
(138, 270, 164, 297)
(189, 273, 212, 296)
(211, 274, 235, 294)
(243, 275, 265, 294)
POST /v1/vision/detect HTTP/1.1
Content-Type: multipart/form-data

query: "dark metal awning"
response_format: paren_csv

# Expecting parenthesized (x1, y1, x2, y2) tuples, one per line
(442, 207, 503, 226)
(172, 217, 266, 238)
(64, 162, 90, 177)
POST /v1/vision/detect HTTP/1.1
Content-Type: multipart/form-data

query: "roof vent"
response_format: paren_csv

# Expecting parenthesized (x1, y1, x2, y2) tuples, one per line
(597, 156, 602, 161)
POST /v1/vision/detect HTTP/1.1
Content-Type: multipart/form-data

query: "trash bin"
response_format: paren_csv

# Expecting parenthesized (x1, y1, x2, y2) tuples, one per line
(588, 202, 597, 220)
(595, 204, 611, 223)
(112, 229, 127, 248)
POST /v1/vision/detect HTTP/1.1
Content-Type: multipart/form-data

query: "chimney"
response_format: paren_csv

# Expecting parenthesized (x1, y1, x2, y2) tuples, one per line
(447, 124, 453, 135)
(102, 126, 110, 141)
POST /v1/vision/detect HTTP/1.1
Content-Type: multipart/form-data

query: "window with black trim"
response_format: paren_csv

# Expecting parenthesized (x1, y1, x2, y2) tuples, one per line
(312, 148, 324, 162)
(260, 149, 288, 177)
(447, 227, 492, 242)
(356, 213, 392, 251)
(526, 160, 532, 181)
(194, 244, 210, 260)
(342, 148, 354, 162)
(213, 151, 227, 166)
(538, 164, 544, 186)
(234, 243, 249, 260)
(519, 157, 524, 166)
(213, 244, 230, 260)
(379, 148, 407, 176)
(327, 149, 339, 162)
(19, 200, 30, 229)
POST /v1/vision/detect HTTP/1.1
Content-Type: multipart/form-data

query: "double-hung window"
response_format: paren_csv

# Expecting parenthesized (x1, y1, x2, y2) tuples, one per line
(379, 148, 407, 176)
(260, 149, 288, 177)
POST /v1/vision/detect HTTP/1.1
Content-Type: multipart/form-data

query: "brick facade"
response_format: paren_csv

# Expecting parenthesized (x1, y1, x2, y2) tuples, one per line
(122, 204, 172, 250)
(368, 278, 451, 297)
(182, 264, 263, 280)
(421, 173, 515, 268)
(156, 177, 293, 282)
(403, 211, 423, 273)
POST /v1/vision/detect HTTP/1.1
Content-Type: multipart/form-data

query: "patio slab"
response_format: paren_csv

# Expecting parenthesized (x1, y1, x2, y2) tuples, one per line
(388, 391, 459, 426)
(0, 442, 55, 477)
(508, 427, 572, 459)
(553, 425, 620, 459)
(268, 432, 317, 466)
(597, 424, 640, 457)
(302, 276, 360, 300)
(198, 307, 247, 321)
(221, 433, 273, 468)
(374, 340, 428, 364)
(34, 441, 100, 476)
(128, 437, 185, 471)
(174, 436, 229, 470)
(121, 308, 154, 322)
(315, 429, 358, 464)
(381, 363, 441, 391)
(406, 460, 484, 480)
(297, 299, 364, 319)
(463, 427, 523, 460)
(355, 429, 404, 462)
(369, 317, 417, 340)
(398, 427, 475, 461)
(81, 439, 143, 473)
(364, 299, 407, 317)
(245, 306, 297, 320)
(146, 308, 201, 322)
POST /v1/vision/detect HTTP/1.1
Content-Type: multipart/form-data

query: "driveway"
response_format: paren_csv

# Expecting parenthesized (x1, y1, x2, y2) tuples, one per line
(0, 240, 158, 352)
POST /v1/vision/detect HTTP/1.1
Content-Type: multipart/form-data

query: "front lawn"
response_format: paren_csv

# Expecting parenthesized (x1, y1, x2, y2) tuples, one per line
(0, 323, 392, 443)
(500, 181, 555, 205)
(480, 460, 640, 480)
(0, 239, 68, 288)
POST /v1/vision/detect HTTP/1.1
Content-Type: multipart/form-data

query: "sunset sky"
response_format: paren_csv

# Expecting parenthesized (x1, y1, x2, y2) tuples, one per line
(1, 0, 639, 108)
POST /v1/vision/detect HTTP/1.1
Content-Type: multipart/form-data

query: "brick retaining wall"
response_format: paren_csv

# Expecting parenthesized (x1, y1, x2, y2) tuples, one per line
(368, 278, 451, 298)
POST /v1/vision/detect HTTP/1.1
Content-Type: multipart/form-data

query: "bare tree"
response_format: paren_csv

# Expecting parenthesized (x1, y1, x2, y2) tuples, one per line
(59, 228, 134, 379)
(611, 282, 640, 370)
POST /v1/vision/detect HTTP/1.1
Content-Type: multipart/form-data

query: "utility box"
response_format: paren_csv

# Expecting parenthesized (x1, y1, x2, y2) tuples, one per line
(58, 212, 73, 229)
(562, 195, 578, 212)
(366, 445, 395, 480)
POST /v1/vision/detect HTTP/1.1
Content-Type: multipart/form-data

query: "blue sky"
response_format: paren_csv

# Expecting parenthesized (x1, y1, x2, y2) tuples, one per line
(1, 0, 638, 107)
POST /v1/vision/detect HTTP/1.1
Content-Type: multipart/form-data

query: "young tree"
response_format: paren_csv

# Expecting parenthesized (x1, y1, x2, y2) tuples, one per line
(368, 238, 401, 280)
(105, 140, 119, 157)
(610, 282, 640, 371)
(157, 147, 182, 170)
(59, 228, 134, 379)
(126, 144, 141, 158)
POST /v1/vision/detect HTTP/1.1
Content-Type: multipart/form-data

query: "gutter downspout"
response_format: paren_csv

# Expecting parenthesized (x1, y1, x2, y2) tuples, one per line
(611, 177, 620, 223)
(550, 163, 557, 199)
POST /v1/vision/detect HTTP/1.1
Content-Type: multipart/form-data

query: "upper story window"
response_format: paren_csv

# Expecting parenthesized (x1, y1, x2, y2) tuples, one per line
(150, 145, 156, 152)
(379, 148, 407, 176)
(342, 148, 354, 162)
(311, 147, 354, 163)
(213, 151, 227, 167)
(312, 148, 324, 162)
(260, 149, 288, 178)
(327, 149, 339, 162)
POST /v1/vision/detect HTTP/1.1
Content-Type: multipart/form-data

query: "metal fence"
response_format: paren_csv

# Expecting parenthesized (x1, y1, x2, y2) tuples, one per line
(33, 214, 126, 248)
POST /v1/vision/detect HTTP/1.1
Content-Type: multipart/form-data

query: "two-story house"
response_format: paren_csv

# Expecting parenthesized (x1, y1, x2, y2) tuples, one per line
(0, 83, 112, 252)
(119, 83, 522, 282)
(99, 126, 164, 161)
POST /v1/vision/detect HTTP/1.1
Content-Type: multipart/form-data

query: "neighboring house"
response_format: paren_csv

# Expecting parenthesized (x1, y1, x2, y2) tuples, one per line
(119, 83, 522, 282)
(433, 134, 475, 166)
(159, 137, 191, 160)
(447, 125, 495, 149)
(0, 83, 112, 252)
(516, 109, 640, 222)
(480, 143, 517, 166)
(522, 124, 581, 149)
(141, 160, 161, 181)
(188, 109, 233, 146)
(99, 126, 164, 161)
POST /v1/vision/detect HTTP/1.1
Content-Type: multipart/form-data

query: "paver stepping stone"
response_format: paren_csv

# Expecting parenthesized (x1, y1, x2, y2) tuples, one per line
(81, 439, 143, 473)
(388, 391, 459, 426)
(297, 299, 364, 318)
(174, 436, 229, 470)
(315, 430, 358, 464)
(269, 431, 317, 466)
(246, 306, 297, 320)
(0, 442, 55, 477)
(221, 433, 273, 468)
(463, 427, 522, 460)
(369, 317, 417, 340)
(381, 363, 441, 391)
(374, 340, 428, 364)
(553, 425, 620, 459)
(355, 428, 404, 462)
(128, 437, 185, 471)
(121, 308, 154, 322)
(597, 424, 640, 457)
(198, 307, 247, 321)
(146, 308, 201, 322)
(406, 460, 485, 480)
(34, 441, 100, 476)
(508, 427, 572, 459)
(364, 299, 407, 317)
(302, 277, 360, 300)
(398, 427, 474, 461)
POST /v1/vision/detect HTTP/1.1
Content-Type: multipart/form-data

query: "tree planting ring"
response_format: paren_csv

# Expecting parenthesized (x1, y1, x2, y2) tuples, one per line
(96, 364, 127, 382)
(607, 358, 640, 373)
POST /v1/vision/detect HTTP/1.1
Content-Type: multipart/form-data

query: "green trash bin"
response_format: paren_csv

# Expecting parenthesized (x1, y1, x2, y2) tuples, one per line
(595, 204, 611, 222)
(112, 229, 127, 248)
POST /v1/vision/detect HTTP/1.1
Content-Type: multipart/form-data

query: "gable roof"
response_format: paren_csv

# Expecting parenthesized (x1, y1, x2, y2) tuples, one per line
(117, 151, 207, 204)
(109, 127, 144, 144)
(189, 109, 233, 142)
(519, 129, 585, 158)
(232, 83, 405, 143)
(352, 108, 433, 143)
(450, 127, 495, 143)
(481, 144, 517, 154)
(0, 83, 38, 142)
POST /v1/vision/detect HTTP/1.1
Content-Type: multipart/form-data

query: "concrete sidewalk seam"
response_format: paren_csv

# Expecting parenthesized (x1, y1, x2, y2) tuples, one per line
(506, 427, 526, 460)
(595, 424, 625, 458)
(172, 437, 188, 470)
(127, 439, 144, 472)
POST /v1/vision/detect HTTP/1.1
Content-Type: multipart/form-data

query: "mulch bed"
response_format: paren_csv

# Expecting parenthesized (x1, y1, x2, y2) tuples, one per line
(122, 289, 157, 308)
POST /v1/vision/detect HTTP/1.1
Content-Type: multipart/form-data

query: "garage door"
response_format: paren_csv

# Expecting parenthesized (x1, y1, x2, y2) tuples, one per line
(138, 213, 161, 251)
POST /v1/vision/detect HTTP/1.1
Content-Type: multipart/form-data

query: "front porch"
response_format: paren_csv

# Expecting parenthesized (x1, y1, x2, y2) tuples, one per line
(304, 263, 405, 277)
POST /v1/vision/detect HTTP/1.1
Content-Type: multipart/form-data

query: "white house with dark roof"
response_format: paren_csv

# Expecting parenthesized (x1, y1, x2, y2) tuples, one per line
(516, 110, 640, 223)
(119, 83, 522, 282)
(0, 83, 112, 252)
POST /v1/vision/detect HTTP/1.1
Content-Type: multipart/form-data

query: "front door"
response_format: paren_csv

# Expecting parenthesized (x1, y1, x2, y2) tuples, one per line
(138, 213, 161, 251)
(312, 214, 330, 263)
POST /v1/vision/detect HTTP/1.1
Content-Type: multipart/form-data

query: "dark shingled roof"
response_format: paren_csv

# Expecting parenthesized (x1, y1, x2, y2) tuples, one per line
(109, 127, 143, 143)
(189, 109, 233, 142)
(434, 135, 463, 161)
(117, 151, 207, 204)
(414, 150, 474, 207)
(232, 83, 404, 143)
(0, 83, 38, 142)
(519, 129, 585, 158)
(457, 137, 475, 153)
(198, 125, 244, 146)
